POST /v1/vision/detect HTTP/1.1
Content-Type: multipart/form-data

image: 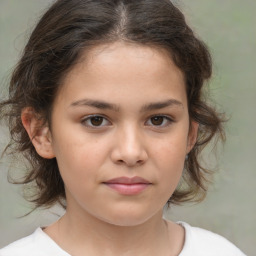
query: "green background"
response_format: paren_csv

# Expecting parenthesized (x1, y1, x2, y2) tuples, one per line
(0, 1, 255, 254)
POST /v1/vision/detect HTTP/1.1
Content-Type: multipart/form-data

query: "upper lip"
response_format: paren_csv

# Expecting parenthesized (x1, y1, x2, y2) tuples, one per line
(104, 176, 151, 184)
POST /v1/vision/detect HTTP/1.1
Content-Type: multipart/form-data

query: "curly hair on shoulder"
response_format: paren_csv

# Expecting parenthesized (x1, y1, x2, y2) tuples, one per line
(0, 0, 225, 209)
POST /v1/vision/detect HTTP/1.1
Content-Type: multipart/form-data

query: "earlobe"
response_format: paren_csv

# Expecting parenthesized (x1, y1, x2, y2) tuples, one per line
(21, 107, 55, 159)
(186, 121, 199, 153)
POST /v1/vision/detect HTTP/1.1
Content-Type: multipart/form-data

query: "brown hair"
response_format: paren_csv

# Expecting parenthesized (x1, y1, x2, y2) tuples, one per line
(0, 0, 225, 209)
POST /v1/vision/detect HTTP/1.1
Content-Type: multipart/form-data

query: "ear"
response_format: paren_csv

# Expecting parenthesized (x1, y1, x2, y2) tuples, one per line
(21, 107, 55, 159)
(186, 121, 199, 153)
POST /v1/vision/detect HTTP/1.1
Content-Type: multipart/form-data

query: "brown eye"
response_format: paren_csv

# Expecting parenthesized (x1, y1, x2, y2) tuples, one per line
(81, 115, 111, 128)
(145, 115, 173, 128)
(90, 116, 103, 126)
(151, 116, 164, 126)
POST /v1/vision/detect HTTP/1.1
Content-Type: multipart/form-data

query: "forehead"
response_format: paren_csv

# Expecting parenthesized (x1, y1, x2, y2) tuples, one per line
(57, 42, 187, 108)
(66, 42, 184, 80)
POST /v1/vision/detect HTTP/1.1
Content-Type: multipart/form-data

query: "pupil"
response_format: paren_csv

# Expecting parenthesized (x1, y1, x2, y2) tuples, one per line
(91, 117, 103, 126)
(151, 116, 163, 125)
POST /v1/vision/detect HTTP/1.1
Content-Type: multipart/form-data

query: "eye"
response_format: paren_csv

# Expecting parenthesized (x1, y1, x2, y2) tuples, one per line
(145, 115, 173, 127)
(81, 115, 111, 128)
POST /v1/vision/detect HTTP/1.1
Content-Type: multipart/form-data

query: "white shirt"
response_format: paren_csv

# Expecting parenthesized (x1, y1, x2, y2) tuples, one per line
(178, 222, 246, 256)
(0, 222, 246, 256)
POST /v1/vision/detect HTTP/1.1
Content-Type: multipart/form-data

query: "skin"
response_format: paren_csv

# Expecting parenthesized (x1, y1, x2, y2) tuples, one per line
(22, 42, 198, 256)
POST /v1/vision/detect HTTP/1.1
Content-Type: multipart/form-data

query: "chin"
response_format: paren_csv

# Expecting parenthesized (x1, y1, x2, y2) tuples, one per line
(98, 207, 160, 227)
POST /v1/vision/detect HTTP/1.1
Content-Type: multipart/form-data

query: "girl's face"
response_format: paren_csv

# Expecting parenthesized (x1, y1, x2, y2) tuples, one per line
(47, 42, 197, 226)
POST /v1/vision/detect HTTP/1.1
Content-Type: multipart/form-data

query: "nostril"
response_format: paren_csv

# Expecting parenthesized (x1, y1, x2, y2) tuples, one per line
(115, 158, 145, 167)
(110, 138, 148, 167)
(116, 159, 125, 164)
(136, 159, 144, 165)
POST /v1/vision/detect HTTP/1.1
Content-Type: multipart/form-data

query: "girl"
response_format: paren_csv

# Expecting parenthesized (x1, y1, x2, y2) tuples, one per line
(0, 0, 246, 255)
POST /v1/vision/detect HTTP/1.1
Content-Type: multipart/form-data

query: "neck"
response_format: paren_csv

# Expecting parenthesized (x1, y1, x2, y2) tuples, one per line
(45, 205, 184, 256)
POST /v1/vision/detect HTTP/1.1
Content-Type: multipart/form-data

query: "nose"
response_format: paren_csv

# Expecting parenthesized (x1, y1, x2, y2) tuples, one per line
(110, 125, 148, 167)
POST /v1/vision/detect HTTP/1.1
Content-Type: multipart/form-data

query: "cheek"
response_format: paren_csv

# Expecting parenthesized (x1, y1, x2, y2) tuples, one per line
(52, 135, 106, 182)
(156, 145, 185, 182)
(151, 133, 187, 191)
(152, 134, 187, 167)
(53, 126, 107, 160)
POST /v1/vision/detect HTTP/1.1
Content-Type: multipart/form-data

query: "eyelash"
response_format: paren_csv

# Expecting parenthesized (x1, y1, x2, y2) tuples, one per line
(81, 115, 111, 128)
(145, 115, 174, 127)
(81, 114, 174, 129)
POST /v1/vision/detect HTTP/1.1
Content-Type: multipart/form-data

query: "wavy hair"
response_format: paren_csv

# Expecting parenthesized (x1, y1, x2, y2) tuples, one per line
(0, 0, 225, 208)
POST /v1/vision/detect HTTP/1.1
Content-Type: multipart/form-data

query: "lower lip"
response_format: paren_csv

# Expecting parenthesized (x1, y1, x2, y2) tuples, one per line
(104, 183, 150, 195)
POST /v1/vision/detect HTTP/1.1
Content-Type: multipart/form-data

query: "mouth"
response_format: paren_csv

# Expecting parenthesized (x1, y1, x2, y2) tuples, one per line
(103, 176, 152, 195)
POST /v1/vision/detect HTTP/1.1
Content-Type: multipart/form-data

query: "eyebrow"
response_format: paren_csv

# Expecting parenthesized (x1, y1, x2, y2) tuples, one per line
(70, 99, 120, 112)
(70, 99, 183, 112)
(140, 99, 183, 112)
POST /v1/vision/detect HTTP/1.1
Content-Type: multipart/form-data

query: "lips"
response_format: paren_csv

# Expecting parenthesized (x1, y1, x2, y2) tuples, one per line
(103, 176, 151, 195)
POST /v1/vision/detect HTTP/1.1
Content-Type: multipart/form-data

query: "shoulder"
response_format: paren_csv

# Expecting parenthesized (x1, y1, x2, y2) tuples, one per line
(0, 229, 39, 256)
(178, 222, 247, 256)
(0, 228, 69, 256)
